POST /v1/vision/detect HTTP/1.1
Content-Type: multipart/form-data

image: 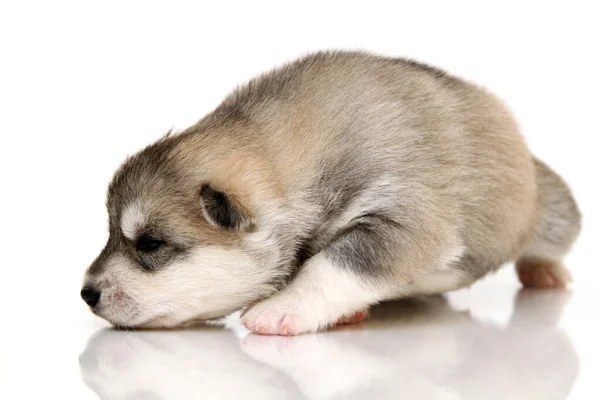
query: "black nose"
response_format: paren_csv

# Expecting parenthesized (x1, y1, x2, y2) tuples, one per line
(81, 286, 101, 308)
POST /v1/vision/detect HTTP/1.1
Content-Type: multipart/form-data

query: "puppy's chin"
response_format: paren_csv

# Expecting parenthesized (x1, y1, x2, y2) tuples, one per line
(106, 315, 178, 330)
(111, 309, 233, 330)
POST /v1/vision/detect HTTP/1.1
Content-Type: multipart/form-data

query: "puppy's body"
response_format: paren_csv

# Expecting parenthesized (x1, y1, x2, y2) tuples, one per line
(83, 51, 581, 334)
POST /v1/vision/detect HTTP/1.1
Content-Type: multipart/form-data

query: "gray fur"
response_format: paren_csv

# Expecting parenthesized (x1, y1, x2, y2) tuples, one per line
(83, 50, 581, 331)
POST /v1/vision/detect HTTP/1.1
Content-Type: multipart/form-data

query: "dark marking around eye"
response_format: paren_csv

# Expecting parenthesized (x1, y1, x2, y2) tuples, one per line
(136, 234, 164, 252)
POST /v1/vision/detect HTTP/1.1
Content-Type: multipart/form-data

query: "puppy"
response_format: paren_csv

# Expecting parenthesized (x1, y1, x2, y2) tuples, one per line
(81, 51, 581, 335)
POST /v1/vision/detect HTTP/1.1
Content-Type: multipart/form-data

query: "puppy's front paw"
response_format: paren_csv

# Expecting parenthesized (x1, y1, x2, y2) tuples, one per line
(241, 296, 369, 335)
(242, 297, 318, 336)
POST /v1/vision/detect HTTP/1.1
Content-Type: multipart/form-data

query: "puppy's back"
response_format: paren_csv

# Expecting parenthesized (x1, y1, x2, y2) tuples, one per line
(198, 51, 537, 275)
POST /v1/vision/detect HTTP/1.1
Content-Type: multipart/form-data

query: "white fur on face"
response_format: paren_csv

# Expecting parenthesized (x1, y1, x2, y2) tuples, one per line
(88, 254, 142, 325)
(90, 245, 281, 328)
(121, 201, 147, 240)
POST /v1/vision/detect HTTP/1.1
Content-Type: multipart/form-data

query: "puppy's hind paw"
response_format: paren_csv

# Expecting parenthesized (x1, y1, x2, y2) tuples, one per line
(517, 259, 572, 289)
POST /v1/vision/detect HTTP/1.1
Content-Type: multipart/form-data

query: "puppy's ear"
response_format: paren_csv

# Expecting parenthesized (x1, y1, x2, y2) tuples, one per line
(199, 183, 255, 231)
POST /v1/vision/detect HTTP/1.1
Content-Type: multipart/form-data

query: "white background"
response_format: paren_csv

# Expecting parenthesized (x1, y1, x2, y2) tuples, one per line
(0, 1, 599, 399)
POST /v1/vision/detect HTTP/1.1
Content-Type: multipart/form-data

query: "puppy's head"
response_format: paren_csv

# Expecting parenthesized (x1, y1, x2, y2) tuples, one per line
(81, 132, 288, 328)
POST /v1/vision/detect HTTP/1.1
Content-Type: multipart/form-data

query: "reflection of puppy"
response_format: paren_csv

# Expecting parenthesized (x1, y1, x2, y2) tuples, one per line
(79, 328, 299, 400)
(80, 290, 578, 400)
(243, 331, 461, 400)
(80, 51, 581, 334)
(242, 290, 578, 400)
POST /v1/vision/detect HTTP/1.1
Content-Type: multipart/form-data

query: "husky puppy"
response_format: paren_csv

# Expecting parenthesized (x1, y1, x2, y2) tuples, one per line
(81, 51, 581, 335)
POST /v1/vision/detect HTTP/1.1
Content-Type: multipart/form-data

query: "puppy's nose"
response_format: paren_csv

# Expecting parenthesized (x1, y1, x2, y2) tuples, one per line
(81, 286, 101, 308)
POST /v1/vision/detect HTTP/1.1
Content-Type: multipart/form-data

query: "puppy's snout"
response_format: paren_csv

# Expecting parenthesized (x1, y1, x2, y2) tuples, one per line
(81, 286, 101, 308)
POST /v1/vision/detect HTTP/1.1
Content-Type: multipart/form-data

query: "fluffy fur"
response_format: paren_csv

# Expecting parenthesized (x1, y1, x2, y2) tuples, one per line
(82, 51, 581, 334)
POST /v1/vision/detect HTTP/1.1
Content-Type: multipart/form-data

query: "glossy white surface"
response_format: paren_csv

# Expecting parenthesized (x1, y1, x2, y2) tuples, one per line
(81, 283, 580, 400)
(2, 267, 600, 399)
(1, 1, 599, 399)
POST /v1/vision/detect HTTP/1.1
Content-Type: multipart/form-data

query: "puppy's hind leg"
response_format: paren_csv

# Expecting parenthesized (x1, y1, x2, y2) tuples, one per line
(242, 214, 464, 335)
(516, 158, 581, 289)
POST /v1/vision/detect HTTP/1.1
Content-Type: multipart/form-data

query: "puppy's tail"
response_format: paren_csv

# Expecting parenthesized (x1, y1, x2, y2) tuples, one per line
(516, 158, 581, 288)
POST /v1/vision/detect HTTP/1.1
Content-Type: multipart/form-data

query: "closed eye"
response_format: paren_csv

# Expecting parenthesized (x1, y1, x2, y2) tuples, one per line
(136, 235, 164, 252)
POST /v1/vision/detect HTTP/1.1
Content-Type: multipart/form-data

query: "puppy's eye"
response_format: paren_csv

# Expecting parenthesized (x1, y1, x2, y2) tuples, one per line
(136, 235, 164, 252)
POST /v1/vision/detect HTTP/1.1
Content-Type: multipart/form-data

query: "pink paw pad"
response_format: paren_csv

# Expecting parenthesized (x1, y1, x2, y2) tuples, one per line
(335, 310, 369, 326)
(517, 260, 572, 289)
(242, 311, 300, 336)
